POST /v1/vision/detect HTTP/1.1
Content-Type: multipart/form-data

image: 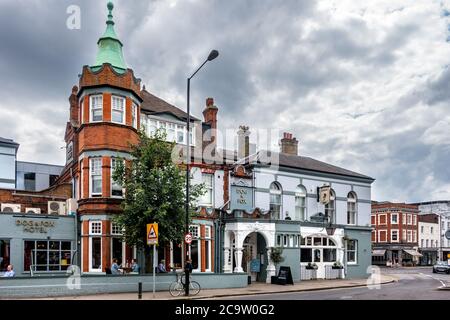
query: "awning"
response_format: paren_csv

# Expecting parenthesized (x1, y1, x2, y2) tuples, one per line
(372, 250, 386, 256)
(403, 249, 423, 257)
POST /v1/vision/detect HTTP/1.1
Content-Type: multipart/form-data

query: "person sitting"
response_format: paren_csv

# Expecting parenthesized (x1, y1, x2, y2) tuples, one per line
(111, 259, 122, 275)
(131, 259, 140, 273)
(158, 260, 167, 273)
(3, 265, 15, 277)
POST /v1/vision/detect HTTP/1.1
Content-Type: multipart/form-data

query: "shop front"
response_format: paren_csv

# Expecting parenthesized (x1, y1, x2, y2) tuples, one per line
(0, 212, 76, 276)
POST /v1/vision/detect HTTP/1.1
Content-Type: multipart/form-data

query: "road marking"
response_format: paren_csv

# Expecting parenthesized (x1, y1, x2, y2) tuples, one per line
(420, 272, 447, 288)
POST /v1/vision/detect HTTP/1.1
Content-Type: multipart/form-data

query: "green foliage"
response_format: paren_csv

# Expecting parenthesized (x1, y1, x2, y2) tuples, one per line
(270, 247, 285, 266)
(112, 129, 205, 249)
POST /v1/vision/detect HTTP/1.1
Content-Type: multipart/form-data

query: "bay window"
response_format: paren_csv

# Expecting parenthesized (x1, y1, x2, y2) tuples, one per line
(90, 95, 103, 122)
(112, 96, 125, 124)
(90, 158, 102, 197)
(111, 158, 124, 197)
(132, 102, 138, 128)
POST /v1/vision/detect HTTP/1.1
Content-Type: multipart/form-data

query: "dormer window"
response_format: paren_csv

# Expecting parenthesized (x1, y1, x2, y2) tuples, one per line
(112, 96, 125, 124)
(90, 95, 103, 122)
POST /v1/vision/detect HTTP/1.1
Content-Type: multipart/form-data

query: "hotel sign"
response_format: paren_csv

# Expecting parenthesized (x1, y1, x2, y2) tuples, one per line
(16, 219, 56, 234)
(230, 184, 254, 211)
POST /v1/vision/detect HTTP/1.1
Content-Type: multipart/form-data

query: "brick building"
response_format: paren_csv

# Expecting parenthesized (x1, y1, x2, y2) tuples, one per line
(371, 202, 422, 266)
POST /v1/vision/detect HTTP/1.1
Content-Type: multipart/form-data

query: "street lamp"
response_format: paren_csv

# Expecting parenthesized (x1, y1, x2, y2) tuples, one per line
(185, 50, 219, 296)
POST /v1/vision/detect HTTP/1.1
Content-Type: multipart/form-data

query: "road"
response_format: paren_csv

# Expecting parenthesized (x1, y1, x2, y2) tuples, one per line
(216, 267, 450, 300)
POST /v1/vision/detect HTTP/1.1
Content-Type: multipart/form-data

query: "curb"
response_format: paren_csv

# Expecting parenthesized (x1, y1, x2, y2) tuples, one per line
(177, 277, 398, 300)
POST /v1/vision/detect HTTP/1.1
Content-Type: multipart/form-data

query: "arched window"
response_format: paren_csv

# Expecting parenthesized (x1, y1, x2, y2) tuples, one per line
(347, 192, 357, 225)
(270, 182, 282, 220)
(325, 189, 336, 224)
(294, 185, 307, 221)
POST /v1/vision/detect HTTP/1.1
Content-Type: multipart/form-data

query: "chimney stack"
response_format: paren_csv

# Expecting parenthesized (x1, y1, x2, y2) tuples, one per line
(237, 125, 250, 159)
(69, 86, 79, 125)
(203, 97, 218, 142)
(280, 132, 299, 156)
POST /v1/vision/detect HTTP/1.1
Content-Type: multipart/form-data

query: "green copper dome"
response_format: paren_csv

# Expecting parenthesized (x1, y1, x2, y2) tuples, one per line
(91, 2, 127, 73)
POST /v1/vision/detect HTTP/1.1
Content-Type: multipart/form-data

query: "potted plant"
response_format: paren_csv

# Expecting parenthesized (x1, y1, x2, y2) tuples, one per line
(270, 247, 285, 271)
(306, 262, 318, 270)
(332, 261, 344, 269)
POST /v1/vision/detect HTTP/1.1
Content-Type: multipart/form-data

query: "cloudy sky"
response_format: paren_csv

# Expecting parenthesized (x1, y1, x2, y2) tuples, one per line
(0, 0, 450, 203)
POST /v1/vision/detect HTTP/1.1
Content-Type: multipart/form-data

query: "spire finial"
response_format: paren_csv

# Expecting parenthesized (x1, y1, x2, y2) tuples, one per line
(107, 2, 114, 24)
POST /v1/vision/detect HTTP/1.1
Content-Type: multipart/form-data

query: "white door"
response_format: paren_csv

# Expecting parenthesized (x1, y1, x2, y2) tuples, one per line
(313, 248, 325, 278)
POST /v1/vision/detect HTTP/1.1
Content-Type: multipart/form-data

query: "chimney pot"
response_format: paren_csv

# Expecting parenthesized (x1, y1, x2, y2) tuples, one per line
(206, 97, 214, 107)
(280, 132, 299, 156)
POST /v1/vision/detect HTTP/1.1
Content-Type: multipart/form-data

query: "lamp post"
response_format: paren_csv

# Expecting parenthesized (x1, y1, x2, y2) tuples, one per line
(185, 50, 219, 296)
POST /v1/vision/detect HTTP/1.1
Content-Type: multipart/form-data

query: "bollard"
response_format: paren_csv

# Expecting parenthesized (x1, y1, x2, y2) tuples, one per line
(138, 282, 142, 300)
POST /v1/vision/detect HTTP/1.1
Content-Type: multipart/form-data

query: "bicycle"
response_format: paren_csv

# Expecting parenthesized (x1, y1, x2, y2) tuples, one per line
(169, 272, 201, 297)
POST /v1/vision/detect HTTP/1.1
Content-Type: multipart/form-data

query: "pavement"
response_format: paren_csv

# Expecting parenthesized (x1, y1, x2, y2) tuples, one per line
(27, 274, 398, 300)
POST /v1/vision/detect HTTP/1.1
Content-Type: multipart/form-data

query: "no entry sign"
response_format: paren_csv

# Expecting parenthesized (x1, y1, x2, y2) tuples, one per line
(185, 233, 193, 244)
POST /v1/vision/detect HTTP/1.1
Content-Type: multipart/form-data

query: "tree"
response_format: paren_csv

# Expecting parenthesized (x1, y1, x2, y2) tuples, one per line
(112, 129, 204, 272)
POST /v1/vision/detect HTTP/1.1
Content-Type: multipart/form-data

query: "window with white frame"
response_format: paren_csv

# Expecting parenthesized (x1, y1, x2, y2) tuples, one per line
(148, 119, 157, 136)
(80, 99, 84, 124)
(111, 158, 124, 197)
(90, 158, 102, 197)
(421, 226, 424, 233)
(391, 213, 398, 224)
(90, 95, 103, 122)
(421, 239, 424, 247)
(199, 173, 213, 206)
(413, 215, 417, 226)
(407, 214, 412, 225)
(294, 185, 307, 221)
(204, 226, 212, 271)
(407, 230, 412, 242)
(283, 235, 289, 247)
(413, 230, 417, 243)
(402, 230, 406, 241)
(167, 123, 176, 142)
(269, 182, 282, 220)
(189, 225, 199, 238)
(430, 226, 433, 234)
(391, 230, 399, 242)
(277, 235, 282, 246)
(378, 230, 387, 242)
(112, 96, 125, 124)
(90, 221, 102, 235)
(347, 239, 357, 264)
(111, 222, 123, 235)
(189, 225, 200, 271)
(132, 102, 138, 128)
(325, 189, 336, 224)
(177, 125, 185, 144)
(347, 192, 357, 225)
(89, 221, 102, 272)
(402, 213, 406, 225)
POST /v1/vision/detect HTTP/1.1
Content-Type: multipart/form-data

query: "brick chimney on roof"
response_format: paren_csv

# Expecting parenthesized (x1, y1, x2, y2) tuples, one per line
(69, 86, 79, 125)
(203, 97, 218, 142)
(280, 132, 299, 156)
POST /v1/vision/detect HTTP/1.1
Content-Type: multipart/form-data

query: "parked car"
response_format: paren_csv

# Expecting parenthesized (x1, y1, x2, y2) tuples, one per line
(432, 261, 450, 274)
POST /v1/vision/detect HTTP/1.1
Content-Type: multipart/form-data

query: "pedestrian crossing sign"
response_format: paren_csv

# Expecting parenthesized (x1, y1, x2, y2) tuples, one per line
(147, 223, 158, 245)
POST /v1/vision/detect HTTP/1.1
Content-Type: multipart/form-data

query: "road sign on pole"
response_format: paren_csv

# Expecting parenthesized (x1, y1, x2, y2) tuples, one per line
(185, 233, 192, 244)
(147, 223, 158, 245)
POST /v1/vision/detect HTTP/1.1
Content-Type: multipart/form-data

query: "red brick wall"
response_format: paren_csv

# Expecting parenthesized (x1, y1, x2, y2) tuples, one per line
(78, 123, 138, 153)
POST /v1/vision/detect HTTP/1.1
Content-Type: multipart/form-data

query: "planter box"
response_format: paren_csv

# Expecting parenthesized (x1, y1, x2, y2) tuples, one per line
(325, 265, 344, 279)
(300, 266, 317, 280)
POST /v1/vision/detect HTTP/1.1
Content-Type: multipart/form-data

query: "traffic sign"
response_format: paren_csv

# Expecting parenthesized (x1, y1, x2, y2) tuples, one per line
(185, 233, 193, 244)
(147, 223, 158, 245)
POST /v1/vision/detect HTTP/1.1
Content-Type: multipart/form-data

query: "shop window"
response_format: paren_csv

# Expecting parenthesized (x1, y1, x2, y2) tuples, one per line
(0, 240, 11, 272)
(112, 237, 123, 266)
(323, 248, 337, 262)
(24, 240, 72, 273)
(300, 248, 312, 262)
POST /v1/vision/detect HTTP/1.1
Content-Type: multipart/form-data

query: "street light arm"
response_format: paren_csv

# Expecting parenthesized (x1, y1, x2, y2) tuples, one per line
(188, 59, 209, 80)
